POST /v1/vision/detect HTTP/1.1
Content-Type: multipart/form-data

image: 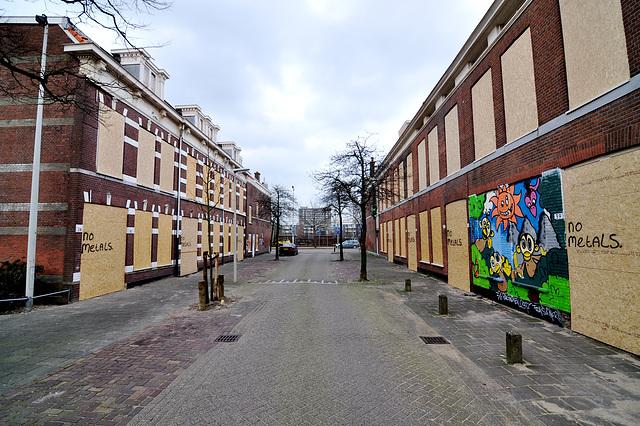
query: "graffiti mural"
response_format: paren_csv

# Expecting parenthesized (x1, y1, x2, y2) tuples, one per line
(469, 169, 570, 323)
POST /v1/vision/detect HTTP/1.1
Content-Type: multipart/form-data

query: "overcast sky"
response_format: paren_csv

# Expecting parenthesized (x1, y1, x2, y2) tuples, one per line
(4, 0, 493, 207)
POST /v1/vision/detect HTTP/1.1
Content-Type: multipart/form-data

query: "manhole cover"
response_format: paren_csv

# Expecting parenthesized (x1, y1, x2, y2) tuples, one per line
(420, 336, 449, 344)
(214, 334, 241, 343)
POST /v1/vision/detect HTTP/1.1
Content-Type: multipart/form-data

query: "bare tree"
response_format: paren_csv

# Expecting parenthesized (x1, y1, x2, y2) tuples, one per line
(0, 0, 171, 113)
(257, 184, 294, 261)
(199, 146, 223, 301)
(322, 134, 391, 281)
(313, 169, 350, 260)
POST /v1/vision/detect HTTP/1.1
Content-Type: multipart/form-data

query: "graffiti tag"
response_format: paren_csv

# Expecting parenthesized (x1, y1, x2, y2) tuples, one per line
(81, 232, 114, 254)
(496, 292, 564, 325)
(567, 222, 621, 249)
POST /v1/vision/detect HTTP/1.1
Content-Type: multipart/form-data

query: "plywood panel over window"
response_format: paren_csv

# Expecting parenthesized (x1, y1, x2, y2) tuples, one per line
(236, 225, 245, 261)
(560, 0, 630, 110)
(406, 154, 414, 197)
(407, 215, 417, 271)
(214, 171, 222, 207)
(431, 207, 443, 266)
(445, 105, 460, 175)
(96, 104, 124, 178)
(137, 128, 156, 188)
(394, 168, 400, 204)
(419, 210, 430, 263)
(180, 217, 198, 276)
(428, 127, 439, 185)
(157, 213, 173, 266)
(501, 28, 538, 143)
(186, 156, 197, 200)
(563, 148, 640, 355)
(223, 222, 230, 255)
(133, 210, 152, 270)
(400, 216, 407, 258)
(159, 142, 174, 193)
(472, 69, 496, 160)
(445, 200, 470, 291)
(417, 139, 427, 191)
(202, 164, 211, 205)
(394, 219, 400, 256)
(399, 162, 406, 201)
(80, 204, 126, 300)
(387, 221, 393, 262)
(211, 221, 221, 256)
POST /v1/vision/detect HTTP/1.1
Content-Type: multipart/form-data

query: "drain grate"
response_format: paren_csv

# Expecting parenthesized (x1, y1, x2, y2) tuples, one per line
(214, 334, 241, 343)
(420, 336, 449, 345)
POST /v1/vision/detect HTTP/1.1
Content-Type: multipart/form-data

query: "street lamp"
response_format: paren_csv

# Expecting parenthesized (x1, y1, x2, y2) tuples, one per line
(232, 167, 249, 283)
(25, 14, 49, 311)
(291, 186, 295, 245)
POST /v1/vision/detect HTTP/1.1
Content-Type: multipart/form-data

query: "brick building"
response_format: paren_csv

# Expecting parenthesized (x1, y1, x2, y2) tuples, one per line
(0, 17, 271, 301)
(369, 0, 640, 355)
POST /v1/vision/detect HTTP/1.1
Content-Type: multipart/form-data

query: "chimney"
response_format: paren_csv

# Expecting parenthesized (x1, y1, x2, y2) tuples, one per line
(370, 157, 375, 177)
(254, 171, 261, 182)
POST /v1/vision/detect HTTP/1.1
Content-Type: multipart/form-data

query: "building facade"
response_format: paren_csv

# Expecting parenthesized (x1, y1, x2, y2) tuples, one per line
(0, 17, 271, 301)
(369, 0, 640, 355)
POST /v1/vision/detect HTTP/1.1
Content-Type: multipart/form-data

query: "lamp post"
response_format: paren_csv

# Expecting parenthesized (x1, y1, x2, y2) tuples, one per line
(25, 14, 49, 311)
(232, 167, 249, 282)
(291, 186, 295, 245)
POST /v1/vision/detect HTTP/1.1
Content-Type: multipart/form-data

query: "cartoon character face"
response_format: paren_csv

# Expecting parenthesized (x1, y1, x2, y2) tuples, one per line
(480, 217, 492, 238)
(524, 178, 540, 217)
(517, 233, 538, 262)
(490, 252, 502, 274)
(490, 184, 523, 231)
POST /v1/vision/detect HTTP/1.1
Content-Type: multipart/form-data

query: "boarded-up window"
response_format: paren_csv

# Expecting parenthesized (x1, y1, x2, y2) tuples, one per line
(133, 210, 152, 270)
(501, 28, 538, 143)
(203, 164, 211, 205)
(407, 215, 418, 271)
(417, 139, 427, 191)
(445, 105, 461, 175)
(223, 222, 230, 255)
(472, 70, 496, 159)
(419, 210, 430, 263)
(406, 154, 414, 197)
(159, 142, 174, 193)
(249, 205, 253, 224)
(400, 216, 407, 258)
(96, 104, 125, 178)
(214, 171, 222, 207)
(399, 162, 406, 201)
(560, 0, 629, 110)
(445, 200, 470, 291)
(394, 219, 400, 256)
(431, 207, 443, 266)
(80, 204, 126, 300)
(157, 213, 173, 266)
(186, 156, 197, 200)
(428, 127, 439, 185)
(180, 217, 198, 276)
(137, 129, 156, 188)
(387, 221, 394, 262)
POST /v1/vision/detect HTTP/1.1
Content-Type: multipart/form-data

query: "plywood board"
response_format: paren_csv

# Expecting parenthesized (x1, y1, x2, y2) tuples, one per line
(137, 128, 155, 188)
(186, 155, 197, 200)
(406, 154, 414, 197)
(400, 217, 407, 258)
(407, 215, 418, 271)
(133, 210, 152, 270)
(560, 0, 629, 109)
(96, 104, 124, 178)
(236, 225, 245, 261)
(446, 200, 470, 291)
(180, 217, 198, 276)
(387, 221, 393, 262)
(419, 210, 431, 263)
(394, 219, 400, 257)
(563, 149, 640, 355)
(223, 222, 230, 256)
(501, 28, 538, 143)
(431, 207, 443, 266)
(157, 213, 173, 266)
(445, 105, 460, 175)
(472, 69, 496, 160)
(428, 127, 439, 185)
(80, 204, 126, 300)
(159, 141, 174, 193)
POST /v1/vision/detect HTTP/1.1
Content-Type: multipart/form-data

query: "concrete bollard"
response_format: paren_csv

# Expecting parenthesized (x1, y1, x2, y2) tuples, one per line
(218, 274, 225, 299)
(506, 331, 523, 364)
(438, 294, 448, 315)
(405, 279, 411, 292)
(198, 280, 207, 311)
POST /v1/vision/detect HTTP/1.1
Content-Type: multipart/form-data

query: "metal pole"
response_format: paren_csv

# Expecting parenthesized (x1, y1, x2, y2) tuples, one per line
(291, 186, 295, 245)
(233, 171, 237, 283)
(25, 15, 49, 312)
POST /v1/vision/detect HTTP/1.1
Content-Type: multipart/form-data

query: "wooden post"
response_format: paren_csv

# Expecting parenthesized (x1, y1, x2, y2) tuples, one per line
(438, 294, 448, 315)
(218, 274, 225, 299)
(405, 279, 411, 292)
(214, 255, 220, 300)
(198, 280, 206, 311)
(202, 251, 209, 304)
(506, 331, 523, 364)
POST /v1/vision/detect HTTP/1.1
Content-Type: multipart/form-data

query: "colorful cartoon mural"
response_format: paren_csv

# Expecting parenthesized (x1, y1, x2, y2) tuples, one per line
(469, 169, 570, 324)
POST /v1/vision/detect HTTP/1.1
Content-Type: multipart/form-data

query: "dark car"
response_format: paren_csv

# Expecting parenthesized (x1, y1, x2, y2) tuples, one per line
(279, 243, 299, 256)
(337, 240, 360, 248)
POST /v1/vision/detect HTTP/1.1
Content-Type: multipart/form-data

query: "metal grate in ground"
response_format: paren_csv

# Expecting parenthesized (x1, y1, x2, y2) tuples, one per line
(214, 334, 241, 343)
(419, 336, 449, 344)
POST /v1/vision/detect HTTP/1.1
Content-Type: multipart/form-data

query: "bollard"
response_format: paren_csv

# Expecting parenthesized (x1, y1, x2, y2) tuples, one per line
(506, 331, 523, 364)
(438, 294, 448, 315)
(405, 279, 411, 292)
(218, 274, 225, 299)
(198, 280, 207, 311)
(202, 252, 209, 304)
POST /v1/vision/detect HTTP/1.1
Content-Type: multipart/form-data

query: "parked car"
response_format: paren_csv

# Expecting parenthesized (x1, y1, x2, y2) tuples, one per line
(279, 243, 299, 256)
(337, 240, 360, 248)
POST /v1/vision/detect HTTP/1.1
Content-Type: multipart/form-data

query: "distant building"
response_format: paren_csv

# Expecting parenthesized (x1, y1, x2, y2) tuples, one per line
(298, 206, 331, 237)
(0, 17, 271, 301)
(368, 0, 640, 355)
